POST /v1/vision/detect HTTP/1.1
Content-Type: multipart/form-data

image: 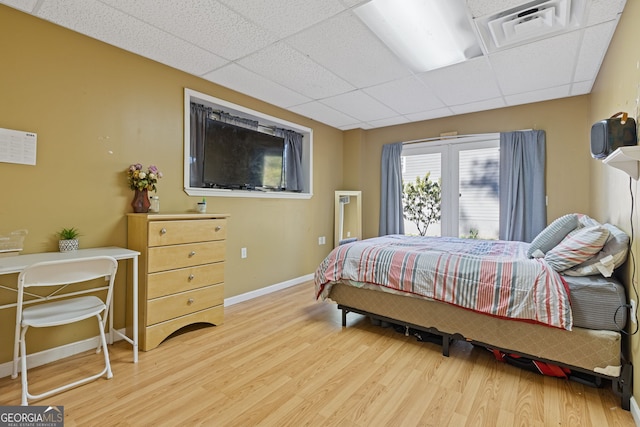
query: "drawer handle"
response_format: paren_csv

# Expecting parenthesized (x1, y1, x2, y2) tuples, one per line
(160, 228, 167, 235)
(187, 298, 194, 305)
(189, 251, 196, 257)
(188, 274, 195, 281)
(215, 226, 222, 231)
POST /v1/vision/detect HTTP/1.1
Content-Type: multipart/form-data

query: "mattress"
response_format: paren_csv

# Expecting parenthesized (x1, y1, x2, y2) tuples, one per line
(328, 281, 622, 375)
(562, 274, 627, 331)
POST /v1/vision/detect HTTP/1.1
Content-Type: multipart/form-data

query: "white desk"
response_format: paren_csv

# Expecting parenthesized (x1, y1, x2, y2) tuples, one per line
(0, 247, 140, 363)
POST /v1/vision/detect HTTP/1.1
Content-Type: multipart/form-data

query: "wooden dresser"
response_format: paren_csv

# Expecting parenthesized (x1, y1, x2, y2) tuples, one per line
(127, 213, 228, 351)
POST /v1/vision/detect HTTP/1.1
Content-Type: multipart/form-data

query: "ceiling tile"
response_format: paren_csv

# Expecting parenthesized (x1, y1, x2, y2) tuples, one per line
(286, 12, 411, 88)
(405, 108, 455, 122)
(449, 97, 506, 115)
(101, 0, 277, 61)
(218, 0, 347, 39)
(574, 21, 618, 82)
(342, 122, 373, 130)
(585, 0, 627, 26)
(237, 42, 354, 99)
(363, 76, 445, 115)
(202, 64, 311, 108)
(37, 0, 228, 75)
(466, 0, 527, 18)
(289, 101, 359, 128)
(366, 116, 411, 128)
(321, 91, 399, 122)
(0, 0, 625, 130)
(505, 85, 571, 106)
(1, 0, 38, 12)
(339, 0, 370, 8)
(571, 80, 593, 96)
(489, 31, 581, 95)
(418, 57, 502, 105)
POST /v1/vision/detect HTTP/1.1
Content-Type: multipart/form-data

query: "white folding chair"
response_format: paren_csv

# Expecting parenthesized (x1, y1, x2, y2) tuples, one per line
(11, 256, 118, 406)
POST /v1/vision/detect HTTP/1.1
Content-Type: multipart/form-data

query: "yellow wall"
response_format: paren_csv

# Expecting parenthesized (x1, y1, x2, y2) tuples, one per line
(350, 96, 593, 239)
(1, 3, 638, 407)
(0, 6, 342, 361)
(588, 0, 640, 406)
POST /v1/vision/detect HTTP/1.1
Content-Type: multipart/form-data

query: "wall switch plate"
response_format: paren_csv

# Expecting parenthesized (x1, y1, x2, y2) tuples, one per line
(241, 247, 247, 259)
(318, 236, 326, 245)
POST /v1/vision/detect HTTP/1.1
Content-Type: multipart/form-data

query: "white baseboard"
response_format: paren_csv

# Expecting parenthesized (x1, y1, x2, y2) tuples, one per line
(224, 274, 313, 307)
(631, 396, 640, 426)
(1, 274, 314, 379)
(0, 330, 124, 379)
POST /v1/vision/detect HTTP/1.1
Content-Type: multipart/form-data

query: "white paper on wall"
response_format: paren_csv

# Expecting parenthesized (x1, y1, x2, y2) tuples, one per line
(0, 127, 37, 166)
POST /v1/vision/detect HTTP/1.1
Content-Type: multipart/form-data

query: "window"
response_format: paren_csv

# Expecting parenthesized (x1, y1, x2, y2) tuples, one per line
(401, 134, 500, 239)
(184, 88, 313, 199)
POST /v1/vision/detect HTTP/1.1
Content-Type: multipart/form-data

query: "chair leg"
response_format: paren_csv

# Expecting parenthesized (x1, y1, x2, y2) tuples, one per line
(12, 325, 22, 380)
(17, 315, 113, 406)
(19, 326, 29, 406)
(97, 314, 113, 379)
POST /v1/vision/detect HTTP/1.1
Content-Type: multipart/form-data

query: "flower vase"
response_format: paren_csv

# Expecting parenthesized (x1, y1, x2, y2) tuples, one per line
(131, 188, 151, 213)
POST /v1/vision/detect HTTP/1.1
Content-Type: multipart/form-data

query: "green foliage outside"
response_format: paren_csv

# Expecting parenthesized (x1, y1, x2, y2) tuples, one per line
(402, 174, 441, 236)
(461, 228, 479, 239)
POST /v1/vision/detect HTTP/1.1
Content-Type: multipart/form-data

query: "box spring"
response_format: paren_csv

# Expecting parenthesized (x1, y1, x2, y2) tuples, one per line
(328, 281, 623, 376)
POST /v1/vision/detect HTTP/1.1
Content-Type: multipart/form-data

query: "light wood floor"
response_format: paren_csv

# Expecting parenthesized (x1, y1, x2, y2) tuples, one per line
(0, 281, 635, 426)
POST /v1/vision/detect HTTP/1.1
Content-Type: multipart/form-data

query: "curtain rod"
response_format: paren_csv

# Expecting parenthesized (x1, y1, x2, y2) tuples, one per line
(402, 129, 533, 146)
(402, 132, 498, 146)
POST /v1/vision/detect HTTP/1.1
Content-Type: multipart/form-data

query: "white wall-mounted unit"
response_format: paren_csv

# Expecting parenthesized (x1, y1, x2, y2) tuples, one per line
(602, 146, 640, 180)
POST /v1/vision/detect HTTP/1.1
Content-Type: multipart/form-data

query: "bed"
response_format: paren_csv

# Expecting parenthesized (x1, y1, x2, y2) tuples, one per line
(314, 214, 633, 410)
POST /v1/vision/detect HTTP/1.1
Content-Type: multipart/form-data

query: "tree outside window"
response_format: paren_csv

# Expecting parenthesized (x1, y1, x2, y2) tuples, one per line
(402, 174, 441, 236)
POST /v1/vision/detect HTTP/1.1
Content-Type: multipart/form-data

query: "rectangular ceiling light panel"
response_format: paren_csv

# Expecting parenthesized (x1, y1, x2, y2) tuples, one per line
(355, 0, 483, 72)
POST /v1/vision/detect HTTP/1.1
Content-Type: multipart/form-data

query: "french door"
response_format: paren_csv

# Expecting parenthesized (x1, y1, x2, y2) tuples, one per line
(401, 134, 500, 239)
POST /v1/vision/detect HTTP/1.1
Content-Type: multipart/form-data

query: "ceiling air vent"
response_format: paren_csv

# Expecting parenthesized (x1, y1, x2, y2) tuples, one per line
(473, 0, 587, 53)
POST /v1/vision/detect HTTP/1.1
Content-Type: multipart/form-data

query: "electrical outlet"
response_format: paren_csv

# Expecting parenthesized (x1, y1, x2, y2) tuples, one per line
(241, 247, 247, 259)
(318, 236, 326, 245)
(631, 300, 637, 325)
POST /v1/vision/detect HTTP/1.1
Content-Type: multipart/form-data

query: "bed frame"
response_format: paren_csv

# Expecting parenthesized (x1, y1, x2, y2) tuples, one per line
(328, 281, 633, 410)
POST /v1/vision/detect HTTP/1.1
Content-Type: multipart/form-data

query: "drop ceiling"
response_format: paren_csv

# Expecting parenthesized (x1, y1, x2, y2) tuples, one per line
(0, 0, 627, 130)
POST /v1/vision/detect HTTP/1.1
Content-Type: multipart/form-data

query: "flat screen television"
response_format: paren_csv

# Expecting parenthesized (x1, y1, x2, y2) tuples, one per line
(203, 118, 285, 190)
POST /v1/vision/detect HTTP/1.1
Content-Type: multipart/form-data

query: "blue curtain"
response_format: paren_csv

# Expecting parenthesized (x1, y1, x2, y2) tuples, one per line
(276, 128, 303, 192)
(499, 130, 546, 242)
(379, 142, 405, 236)
(189, 103, 209, 187)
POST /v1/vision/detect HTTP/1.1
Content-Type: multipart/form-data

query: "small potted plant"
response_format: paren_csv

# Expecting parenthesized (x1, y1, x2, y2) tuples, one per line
(57, 227, 80, 252)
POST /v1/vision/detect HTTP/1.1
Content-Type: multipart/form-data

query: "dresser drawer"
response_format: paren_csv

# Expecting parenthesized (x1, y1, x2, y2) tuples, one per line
(146, 284, 224, 326)
(148, 241, 225, 273)
(148, 219, 226, 247)
(147, 263, 224, 299)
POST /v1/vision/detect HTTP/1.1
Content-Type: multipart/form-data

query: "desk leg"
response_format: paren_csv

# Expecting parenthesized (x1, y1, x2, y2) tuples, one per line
(132, 255, 138, 363)
(108, 256, 139, 363)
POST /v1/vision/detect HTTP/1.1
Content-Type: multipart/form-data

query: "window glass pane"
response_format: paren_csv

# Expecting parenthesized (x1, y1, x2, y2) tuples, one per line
(458, 147, 499, 239)
(401, 153, 442, 237)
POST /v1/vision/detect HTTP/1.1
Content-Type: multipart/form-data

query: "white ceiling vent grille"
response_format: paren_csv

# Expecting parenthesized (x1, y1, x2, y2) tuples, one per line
(474, 0, 587, 52)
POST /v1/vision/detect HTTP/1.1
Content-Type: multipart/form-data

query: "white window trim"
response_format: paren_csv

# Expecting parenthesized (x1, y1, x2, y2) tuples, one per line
(402, 133, 500, 237)
(183, 88, 314, 200)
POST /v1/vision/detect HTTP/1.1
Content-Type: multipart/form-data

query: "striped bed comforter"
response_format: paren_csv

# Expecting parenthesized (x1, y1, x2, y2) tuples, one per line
(314, 235, 572, 330)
